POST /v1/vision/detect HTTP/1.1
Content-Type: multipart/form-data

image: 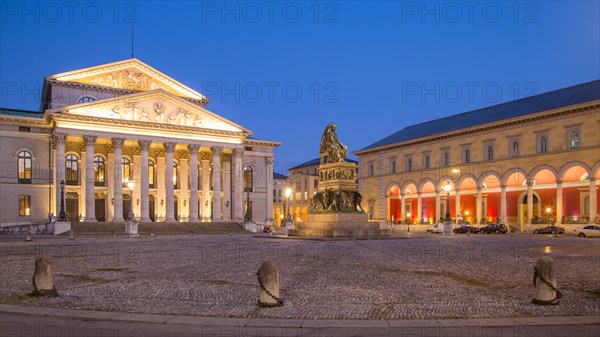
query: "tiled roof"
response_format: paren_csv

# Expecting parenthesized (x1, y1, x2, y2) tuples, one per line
(0, 108, 44, 118)
(290, 157, 358, 170)
(360, 80, 600, 151)
(273, 172, 288, 180)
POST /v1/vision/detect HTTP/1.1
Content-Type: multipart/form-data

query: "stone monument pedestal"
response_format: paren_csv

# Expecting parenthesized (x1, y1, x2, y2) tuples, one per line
(288, 212, 390, 238)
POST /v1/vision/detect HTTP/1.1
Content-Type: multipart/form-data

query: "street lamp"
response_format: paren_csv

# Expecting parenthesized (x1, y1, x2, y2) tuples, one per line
(58, 180, 68, 221)
(546, 207, 551, 226)
(444, 180, 452, 222)
(127, 181, 135, 220)
(284, 188, 292, 220)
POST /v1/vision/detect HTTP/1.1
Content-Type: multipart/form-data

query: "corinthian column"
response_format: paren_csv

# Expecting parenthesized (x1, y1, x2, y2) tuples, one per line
(139, 140, 152, 222)
(53, 133, 66, 218)
(265, 156, 274, 225)
(83, 136, 97, 222)
(188, 144, 200, 222)
(112, 138, 125, 222)
(212, 146, 223, 221)
(164, 142, 176, 222)
(233, 148, 244, 221)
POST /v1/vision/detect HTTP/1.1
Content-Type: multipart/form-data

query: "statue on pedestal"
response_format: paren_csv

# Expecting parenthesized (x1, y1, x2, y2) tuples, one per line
(320, 123, 347, 163)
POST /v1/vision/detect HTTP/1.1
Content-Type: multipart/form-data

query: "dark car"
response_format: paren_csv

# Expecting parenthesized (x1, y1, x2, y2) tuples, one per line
(453, 226, 479, 234)
(480, 224, 508, 234)
(533, 226, 565, 234)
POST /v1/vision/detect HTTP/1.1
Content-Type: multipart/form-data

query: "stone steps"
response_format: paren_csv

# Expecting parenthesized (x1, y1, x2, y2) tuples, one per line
(71, 221, 251, 235)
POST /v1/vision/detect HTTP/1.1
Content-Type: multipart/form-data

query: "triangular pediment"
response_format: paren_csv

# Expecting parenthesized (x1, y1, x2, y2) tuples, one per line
(47, 58, 208, 103)
(47, 89, 250, 134)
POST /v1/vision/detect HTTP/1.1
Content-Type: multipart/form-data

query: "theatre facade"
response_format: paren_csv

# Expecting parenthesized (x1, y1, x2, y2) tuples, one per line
(354, 80, 600, 231)
(0, 59, 280, 226)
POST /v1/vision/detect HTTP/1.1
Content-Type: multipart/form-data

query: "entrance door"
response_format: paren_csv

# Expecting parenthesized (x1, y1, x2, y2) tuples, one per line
(66, 192, 78, 223)
(95, 193, 106, 222)
(123, 193, 131, 219)
(174, 196, 179, 221)
(149, 195, 155, 222)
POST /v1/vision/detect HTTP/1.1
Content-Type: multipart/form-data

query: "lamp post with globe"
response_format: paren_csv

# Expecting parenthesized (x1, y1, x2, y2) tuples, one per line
(443, 181, 453, 235)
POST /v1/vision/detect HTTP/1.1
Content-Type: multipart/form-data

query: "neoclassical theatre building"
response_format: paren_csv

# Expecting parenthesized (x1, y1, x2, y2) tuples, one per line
(354, 80, 599, 231)
(0, 59, 280, 226)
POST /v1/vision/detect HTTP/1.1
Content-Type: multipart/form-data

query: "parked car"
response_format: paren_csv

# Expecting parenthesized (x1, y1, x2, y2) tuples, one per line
(427, 224, 444, 234)
(479, 224, 508, 234)
(533, 226, 565, 234)
(453, 226, 479, 234)
(573, 225, 600, 238)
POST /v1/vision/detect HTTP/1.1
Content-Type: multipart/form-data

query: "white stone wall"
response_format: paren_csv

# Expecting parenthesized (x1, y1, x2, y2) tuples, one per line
(0, 124, 52, 224)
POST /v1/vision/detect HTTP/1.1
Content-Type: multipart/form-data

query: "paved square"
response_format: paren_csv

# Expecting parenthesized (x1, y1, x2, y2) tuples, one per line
(1, 234, 598, 320)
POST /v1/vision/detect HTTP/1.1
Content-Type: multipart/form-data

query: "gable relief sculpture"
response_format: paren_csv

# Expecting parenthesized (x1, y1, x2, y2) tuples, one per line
(108, 101, 203, 127)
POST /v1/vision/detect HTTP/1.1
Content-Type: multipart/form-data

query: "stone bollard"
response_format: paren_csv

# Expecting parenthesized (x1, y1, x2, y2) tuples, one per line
(32, 257, 57, 296)
(68, 230, 74, 240)
(532, 256, 561, 305)
(150, 232, 155, 237)
(230, 230, 234, 236)
(112, 231, 116, 239)
(257, 261, 283, 307)
(25, 230, 32, 242)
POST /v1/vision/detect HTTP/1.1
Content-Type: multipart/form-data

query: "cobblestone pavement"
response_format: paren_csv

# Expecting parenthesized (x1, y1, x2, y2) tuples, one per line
(1, 234, 599, 320)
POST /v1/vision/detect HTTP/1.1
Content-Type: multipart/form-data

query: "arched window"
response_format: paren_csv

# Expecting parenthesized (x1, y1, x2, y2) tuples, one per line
(77, 96, 95, 104)
(65, 154, 79, 185)
(512, 141, 519, 157)
(173, 162, 179, 189)
(122, 158, 132, 182)
(464, 149, 470, 163)
(486, 145, 494, 160)
(243, 165, 253, 192)
(569, 130, 579, 149)
(94, 156, 105, 186)
(148, 159, 155, 188)
(538, 136, 547, 153)
(17, 151, 32, 184)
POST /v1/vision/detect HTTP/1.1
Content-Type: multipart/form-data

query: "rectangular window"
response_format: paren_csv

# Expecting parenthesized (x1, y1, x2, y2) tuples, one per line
(423, 154, 430, 169)
(391, 161, 396, 174)
(19, 195, 31, 216)
(368, 163, 374, 176)
(405, 158, 413, 172)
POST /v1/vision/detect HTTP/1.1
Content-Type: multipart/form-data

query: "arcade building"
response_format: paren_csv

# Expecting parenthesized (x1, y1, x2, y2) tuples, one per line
(354, 80, 599, 231)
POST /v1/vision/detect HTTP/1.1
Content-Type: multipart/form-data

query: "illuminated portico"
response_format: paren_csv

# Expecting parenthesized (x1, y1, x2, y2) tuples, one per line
(0, 58, 280, 225)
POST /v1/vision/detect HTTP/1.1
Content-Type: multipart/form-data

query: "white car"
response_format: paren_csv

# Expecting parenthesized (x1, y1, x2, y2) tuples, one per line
(427, 224, 444, 234)
(574, 225, 600, 238)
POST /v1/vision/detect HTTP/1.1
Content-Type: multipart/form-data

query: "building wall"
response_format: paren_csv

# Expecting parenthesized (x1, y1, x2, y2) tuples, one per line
(0, 122, 53, 224)
(357, 104, 600, 229)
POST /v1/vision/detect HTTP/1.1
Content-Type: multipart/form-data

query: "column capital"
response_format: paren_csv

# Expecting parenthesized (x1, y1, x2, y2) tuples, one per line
(589, 178, 597, 183)
(233, 148, 244, 156)
(139, 140, 152, 150)
(265, 156, 274, 165)
(526, 180, 534, 187)
(53, 132, 66, 144)
(164, 142, 177, 153)
(500, 184, 507, 189)
(111, 138, 125, 148)
(211, 146, 223, 156)
(555, 180, 563, 185)
(188, 144, 201, 153)
(83, 135, 97, 146)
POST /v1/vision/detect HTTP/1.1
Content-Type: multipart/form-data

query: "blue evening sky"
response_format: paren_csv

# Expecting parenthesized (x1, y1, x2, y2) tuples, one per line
(1, 1, 598, 175)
